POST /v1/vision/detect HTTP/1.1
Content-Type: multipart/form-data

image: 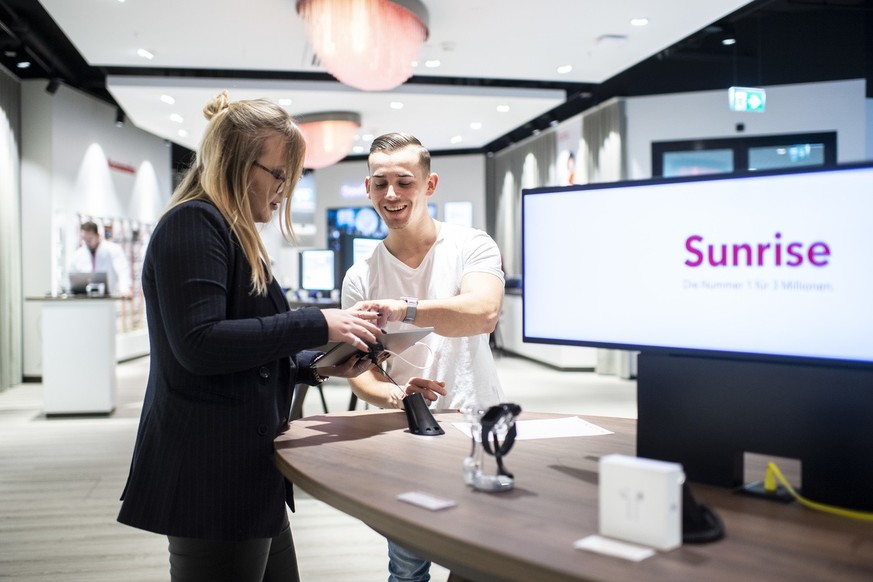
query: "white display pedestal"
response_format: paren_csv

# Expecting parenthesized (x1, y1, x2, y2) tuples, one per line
(40, 297, 117, 415)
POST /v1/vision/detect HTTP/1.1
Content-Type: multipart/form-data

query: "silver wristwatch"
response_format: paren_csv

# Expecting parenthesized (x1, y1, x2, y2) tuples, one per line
(401, 296, 418, 323)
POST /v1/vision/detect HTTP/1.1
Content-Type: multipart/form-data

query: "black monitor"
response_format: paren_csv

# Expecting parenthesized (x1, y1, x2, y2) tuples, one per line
(522, 162, 873, 511)
(298, 249, 335, 295)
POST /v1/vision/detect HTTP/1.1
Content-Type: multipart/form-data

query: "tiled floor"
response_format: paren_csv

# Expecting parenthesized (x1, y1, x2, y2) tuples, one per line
(0, 352, 636, 581)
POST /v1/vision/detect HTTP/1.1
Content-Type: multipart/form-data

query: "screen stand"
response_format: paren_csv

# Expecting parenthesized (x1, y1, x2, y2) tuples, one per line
(637, 352, 873, 512)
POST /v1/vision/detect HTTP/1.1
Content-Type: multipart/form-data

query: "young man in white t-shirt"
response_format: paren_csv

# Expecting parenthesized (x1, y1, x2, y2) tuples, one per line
(341, 132, 506, 582)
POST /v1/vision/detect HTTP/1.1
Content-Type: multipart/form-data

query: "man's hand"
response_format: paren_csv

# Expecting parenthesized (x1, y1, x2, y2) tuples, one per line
(404, 377, 447, 403)
(349, 299, 408, 329)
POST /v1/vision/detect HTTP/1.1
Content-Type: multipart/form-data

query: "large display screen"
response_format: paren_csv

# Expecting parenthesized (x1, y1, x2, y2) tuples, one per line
(522, 163, 873, 366)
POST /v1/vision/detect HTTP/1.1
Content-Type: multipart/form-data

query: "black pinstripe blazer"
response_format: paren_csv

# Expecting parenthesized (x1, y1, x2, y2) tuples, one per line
(117, 200, 328, 541)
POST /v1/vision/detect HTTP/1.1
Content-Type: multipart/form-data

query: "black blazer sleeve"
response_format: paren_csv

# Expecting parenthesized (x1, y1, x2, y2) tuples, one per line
(147, 201, 328, 375)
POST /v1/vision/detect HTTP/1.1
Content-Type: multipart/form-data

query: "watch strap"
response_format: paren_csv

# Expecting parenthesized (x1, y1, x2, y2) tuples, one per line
(401, 296, 418, 323)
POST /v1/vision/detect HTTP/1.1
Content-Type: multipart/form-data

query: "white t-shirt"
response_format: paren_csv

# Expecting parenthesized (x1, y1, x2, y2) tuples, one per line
(342, 222, 506, 410)
(69, 239, 132, 296)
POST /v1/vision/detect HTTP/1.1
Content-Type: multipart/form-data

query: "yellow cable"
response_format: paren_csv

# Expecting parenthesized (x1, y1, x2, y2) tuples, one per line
(766, 462, 873, 522)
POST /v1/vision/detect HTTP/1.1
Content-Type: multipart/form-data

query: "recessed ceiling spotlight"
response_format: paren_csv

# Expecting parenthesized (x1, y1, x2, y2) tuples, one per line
(352, 145, 365, 153)
(470, 122, 482, 130)
(160, 94, 175, 105)
(361, 133, 375, 142)
(450, 135, 463, 144)
(630, 18, 649, 27)
(424, 59, 441, 68)
(722, 38, 736, 46)
(178, 129, 188, 138)
(557, 64, 573, 74)
(411, 60, 419, 68)
(16, 61, 31, 69)
(169, 113, 184, 123)
(389, 101, 404, 110)
(278, 98, 292, 106)
(137, 48, 154, 60)
(496, 105, 510, 113)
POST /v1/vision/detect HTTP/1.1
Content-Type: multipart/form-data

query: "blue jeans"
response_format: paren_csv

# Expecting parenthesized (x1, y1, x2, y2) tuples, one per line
(388, 539, 430, 582)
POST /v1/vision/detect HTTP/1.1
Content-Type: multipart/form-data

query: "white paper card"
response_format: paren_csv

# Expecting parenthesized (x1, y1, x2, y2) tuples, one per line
(452, 416, 613, 440)
(574, 534, 656, 562)
(396, 491, 457, 511)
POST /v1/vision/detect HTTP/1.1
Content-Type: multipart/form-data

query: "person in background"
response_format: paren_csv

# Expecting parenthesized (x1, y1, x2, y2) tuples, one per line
(342, 132, 506, 582)
(117, 91, 382, 582)
(69, 220, 132, 296)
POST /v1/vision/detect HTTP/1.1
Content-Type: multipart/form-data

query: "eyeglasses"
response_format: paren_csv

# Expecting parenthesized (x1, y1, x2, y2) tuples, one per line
(253, 161, 287, 194)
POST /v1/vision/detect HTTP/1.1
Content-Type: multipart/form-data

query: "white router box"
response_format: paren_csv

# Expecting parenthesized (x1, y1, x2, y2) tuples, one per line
(599, 454, 685, 551)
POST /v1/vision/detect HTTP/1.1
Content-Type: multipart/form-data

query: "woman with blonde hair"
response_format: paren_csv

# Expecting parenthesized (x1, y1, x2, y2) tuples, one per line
(118, 91, 381, 581)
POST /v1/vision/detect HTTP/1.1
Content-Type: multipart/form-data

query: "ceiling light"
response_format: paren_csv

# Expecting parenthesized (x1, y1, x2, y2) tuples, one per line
(160, 94, 175, 104)
(557, 64, 573, 74)
(424, 59, 440, 68)
(450, 135, 462, 144)
(115, 108, 125, 127)
(169, 113, 184, 123)
(278, 98, 293, 106)
(390, 101, 404, 109)
(296, 0, 429, 91)
(178, 129, 188, 138)
(297, 112, 362, 169)
(722, 38, 736, 46)
(496, 105, 510, 113)
(136, 48, 154, 60)
(16, 61, 30, 69)
(45, 79, 61, 94)
(470, 122, 482, 130)
(596, 34, 628, 48)
(630, 18, 649, 26)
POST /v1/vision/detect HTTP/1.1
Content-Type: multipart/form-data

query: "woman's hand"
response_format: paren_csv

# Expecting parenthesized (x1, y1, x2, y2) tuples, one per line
(320, 308, 382, 353)
(317, 354, 370, 379)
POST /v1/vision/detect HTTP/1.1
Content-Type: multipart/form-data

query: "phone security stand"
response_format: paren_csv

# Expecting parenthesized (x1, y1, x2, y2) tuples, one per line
(403, 392, 444, 436)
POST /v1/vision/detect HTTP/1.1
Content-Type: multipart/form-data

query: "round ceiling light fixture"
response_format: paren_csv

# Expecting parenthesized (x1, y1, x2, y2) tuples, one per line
(296, 111, 362, 169)
(296, 0, 429, 91)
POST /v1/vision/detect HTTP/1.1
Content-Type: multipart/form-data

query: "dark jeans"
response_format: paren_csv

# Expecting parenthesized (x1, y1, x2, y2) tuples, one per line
(167, 522, 299, 582)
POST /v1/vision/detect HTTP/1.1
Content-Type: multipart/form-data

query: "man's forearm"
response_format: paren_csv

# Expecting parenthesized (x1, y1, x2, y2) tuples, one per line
(349, 373, 406, 409)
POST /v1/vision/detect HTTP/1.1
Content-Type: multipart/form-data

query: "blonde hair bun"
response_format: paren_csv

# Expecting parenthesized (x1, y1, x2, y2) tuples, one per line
(203, 90, 231, 121)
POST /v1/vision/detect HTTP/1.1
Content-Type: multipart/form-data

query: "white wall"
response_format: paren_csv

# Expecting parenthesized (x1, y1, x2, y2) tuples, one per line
(21, 81, 172, 377)
(624, 79, 869, 179)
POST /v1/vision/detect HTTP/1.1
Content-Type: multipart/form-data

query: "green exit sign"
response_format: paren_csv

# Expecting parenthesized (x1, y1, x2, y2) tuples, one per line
(728, 86, 766, 112)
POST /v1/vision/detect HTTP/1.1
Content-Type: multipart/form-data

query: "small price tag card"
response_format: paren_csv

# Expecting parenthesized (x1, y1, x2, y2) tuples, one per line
(396, 491, 457, 511)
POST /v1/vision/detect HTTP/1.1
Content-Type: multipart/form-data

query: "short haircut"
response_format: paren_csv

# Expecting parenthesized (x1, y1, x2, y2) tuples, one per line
(368, 132, 431, 175)
(80, 221, 99, 235)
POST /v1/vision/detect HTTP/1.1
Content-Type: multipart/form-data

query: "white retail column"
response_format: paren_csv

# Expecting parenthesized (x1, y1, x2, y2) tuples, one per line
(32, 296, 118, 415)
